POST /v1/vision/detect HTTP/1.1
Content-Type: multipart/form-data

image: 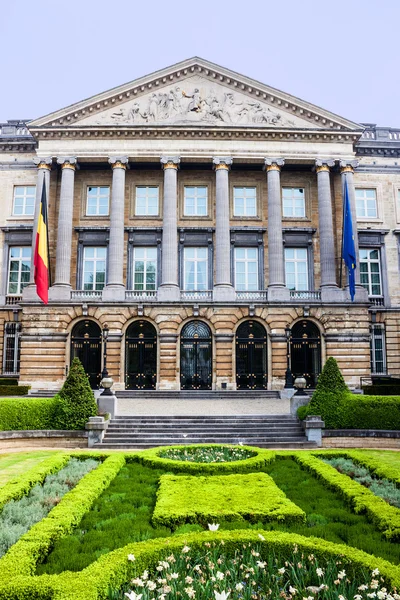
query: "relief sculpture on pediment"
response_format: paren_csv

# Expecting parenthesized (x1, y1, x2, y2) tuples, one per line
(98, 81, 298, 127)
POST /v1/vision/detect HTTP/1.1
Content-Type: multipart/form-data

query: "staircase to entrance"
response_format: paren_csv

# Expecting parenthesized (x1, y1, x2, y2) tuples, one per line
(95, 390, 316, 449)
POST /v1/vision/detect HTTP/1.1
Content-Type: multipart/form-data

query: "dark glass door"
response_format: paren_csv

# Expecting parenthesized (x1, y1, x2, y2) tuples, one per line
(70, 320, 102, 389)
(180, 321, 212, 390)
(290, 320, 321, 388)
(236, 321, 267, 389)
(125, 321, 157, 390)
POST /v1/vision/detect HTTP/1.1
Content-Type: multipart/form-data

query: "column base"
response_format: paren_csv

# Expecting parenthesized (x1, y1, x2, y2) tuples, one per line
(48, 284, 72, 301)
(268, 286, 290, 302)
(213, 285, 236, 302)
(157, 285, 180, 302)
(22, 284, 41, 302)
(102, 285, 126, 302)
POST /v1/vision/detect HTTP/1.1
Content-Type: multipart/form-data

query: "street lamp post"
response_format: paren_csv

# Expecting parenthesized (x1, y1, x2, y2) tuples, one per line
(100, 325, 113, 396)
(284, 325, 294, 389)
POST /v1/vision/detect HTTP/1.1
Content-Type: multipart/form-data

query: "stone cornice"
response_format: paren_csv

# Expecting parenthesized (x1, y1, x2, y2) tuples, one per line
(29, 58, 363, 132)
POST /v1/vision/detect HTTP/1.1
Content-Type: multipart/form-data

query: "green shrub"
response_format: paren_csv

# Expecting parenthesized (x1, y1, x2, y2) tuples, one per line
(54, 358, 97, 430)
(363, 384, 400, 395)
(303, 357, 349, 428)
(0, 386, 30, 396)
(337, 394, 400, 430)
(0, 379, 18, 387)
(152, 472, 305, 529)
(0, 397, 64, 431)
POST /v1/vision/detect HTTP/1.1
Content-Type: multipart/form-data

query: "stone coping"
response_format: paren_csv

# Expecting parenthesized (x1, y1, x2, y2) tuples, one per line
(323, 429, 400, 439)
(0, 430, 88, 439)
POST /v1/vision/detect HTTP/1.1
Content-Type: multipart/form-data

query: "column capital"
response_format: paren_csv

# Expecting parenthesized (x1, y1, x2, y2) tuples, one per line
(315, 159, 335, 172)
(33, 157, 52, 170)
(213, 157, 233, 170)
(108, 156, 129, 169)
(161, 156, 181, 169)
(340, 160, 359, 173)
(264, 158, 285, 171)
(57, 157, 78, 170)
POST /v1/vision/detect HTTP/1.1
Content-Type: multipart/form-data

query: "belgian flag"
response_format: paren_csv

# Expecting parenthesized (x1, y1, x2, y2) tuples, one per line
(34, 181, 50, 304)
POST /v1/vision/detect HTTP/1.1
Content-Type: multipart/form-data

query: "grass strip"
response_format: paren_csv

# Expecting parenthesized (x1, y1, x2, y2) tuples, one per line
(0, 453, 70, 511)
(0, 451, 58, 487)
(294, 452, 400, 541)
(152, 472, 305, 529)
(0, 454, 125, 582)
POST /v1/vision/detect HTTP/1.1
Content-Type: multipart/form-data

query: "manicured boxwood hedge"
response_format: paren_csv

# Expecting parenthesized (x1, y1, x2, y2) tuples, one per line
(134, 444, 274, 474)
(152, 472, 305, 528)
(1, 530, 400, 600)
(0, 397, 62, 430)
(298, 452, 400, 540)
(0, 386, 30, 397)
(0, 378, 18, 386)
(0, 454, 125, 583)
(363, 384, 400, 396)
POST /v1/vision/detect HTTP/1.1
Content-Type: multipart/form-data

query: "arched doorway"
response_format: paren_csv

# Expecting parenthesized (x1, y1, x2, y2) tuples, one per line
(290, 320, 322, 388)
(125, 321, 157, 390)
(70, 320, 102, 389)
(180, 321, 212, 390)
(236, 320, 268, 389)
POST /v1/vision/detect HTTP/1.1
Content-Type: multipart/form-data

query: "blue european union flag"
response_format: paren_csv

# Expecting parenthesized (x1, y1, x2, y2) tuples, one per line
(342, 178, 356, 301)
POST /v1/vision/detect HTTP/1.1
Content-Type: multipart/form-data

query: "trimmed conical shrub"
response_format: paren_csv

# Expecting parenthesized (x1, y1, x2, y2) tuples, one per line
(54, 358, 97, 430)
(302, 357, 349, 428)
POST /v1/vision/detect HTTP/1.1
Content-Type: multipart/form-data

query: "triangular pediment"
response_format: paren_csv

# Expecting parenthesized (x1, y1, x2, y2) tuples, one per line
(29, 58, 362, 132)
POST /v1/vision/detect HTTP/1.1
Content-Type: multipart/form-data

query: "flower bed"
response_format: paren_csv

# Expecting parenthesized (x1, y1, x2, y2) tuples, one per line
(111, 540, 399, 600)
(152, 473, 306, 529)
(158, 445, 256, 463)
(323, 456, 400, 508)
(0, 457, 98, 558)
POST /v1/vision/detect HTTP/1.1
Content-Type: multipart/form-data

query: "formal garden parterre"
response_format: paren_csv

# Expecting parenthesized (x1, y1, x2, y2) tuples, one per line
(0, 446, 399, 599)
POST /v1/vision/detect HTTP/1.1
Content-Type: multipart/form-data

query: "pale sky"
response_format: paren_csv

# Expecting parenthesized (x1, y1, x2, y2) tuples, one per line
(1, 0, 399, 127)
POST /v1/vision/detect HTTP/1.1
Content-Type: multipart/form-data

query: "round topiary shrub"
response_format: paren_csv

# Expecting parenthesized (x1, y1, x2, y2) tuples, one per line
(53, 357, 98, 430)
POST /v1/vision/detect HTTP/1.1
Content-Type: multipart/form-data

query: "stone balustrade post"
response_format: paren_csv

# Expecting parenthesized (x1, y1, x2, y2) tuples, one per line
(213, 157, 235, 301)
(158, 156, 180, 301)
(49, 158, 77, 301)
(103, 156, 128, 301)
(265, 158, 289, 301)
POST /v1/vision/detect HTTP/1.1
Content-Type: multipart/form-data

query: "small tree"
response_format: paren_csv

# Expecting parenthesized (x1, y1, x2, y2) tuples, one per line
(54, 357, 97, 430)
(304, 357, 349, 428)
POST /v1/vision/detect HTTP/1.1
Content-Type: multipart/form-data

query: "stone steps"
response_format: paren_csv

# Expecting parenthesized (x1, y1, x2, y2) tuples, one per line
(96, 414, 315, 449)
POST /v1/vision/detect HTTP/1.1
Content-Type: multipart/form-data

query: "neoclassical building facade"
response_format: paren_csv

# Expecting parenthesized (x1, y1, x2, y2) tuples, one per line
(0, 58, 399, 391)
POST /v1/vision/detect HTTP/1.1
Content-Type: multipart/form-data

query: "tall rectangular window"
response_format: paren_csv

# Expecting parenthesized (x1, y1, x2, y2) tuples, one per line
(3, 322, 21, 375)
(13, 186, 35, 216)
(133, 247, 157, 291)
(86, 186, 110, 216)
(184, 247, 208, 291)
(234, 247, 258, 291)
(282, 187, 305, 218)
(135, 186, 159, 216)
(82, 247, 106, 291)
(233, 187, 257, 217)
(285, 248, 308, 290)
(360, 248, 381, 296)
(370, 324, 386, 375)
(184, 186, 207, 216)
(7, 247, 31, 295)
(356, 189, 377, 219)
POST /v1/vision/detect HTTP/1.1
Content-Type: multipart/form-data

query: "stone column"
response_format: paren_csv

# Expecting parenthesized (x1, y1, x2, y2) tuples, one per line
(49, 158, 77, 301)
(103, 157, 128, 301)
(265, 158, 289, 301)
(213, 157, 235, 301)
(158, 156, 180, 301)
(340, 160, 368, 301)
(315, 159, 340, 301)
(23, 157, 52, 301)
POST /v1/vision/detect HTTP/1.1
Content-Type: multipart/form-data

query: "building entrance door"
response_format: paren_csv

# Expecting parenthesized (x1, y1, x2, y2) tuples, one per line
(290, 320, 321, 388)
(236, 320, 267, 389)
(125, 321, 157, 390)
(70, 320, 102, 389)
(180, 321, 212, 390)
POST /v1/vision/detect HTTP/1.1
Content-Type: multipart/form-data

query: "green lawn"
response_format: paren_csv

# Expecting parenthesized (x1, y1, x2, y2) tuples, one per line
(0, 451, 57, 486)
